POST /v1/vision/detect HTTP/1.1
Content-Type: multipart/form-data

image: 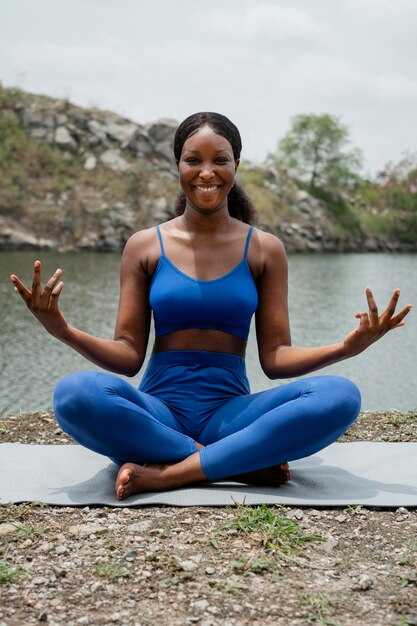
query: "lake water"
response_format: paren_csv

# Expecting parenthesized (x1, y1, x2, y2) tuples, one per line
(1, 251, 416, 415)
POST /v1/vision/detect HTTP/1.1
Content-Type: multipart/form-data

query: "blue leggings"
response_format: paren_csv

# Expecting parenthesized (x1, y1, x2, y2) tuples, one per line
(53, 350, 361, 481)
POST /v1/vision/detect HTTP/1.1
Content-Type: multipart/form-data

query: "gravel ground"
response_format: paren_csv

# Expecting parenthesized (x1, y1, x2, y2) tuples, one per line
(1, 409, 416, 626)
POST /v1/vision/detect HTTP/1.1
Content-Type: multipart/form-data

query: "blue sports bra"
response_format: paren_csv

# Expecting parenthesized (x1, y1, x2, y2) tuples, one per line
(149, 226, 258, 340)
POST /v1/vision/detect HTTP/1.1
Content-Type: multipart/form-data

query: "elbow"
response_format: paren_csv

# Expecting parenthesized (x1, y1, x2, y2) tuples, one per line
(262, 367, 284, 380)
(124, 366, 140, 378)
(260, 350, 290, 380)
(260, 359, 280, 380)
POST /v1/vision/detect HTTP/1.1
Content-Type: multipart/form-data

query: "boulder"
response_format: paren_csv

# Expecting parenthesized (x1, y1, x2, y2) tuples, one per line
(100, 149, 131, 172)
(54, 126, 77, 151)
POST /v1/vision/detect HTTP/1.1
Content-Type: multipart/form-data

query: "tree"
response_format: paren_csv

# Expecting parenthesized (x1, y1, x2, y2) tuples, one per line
(270, 113, 362, 188)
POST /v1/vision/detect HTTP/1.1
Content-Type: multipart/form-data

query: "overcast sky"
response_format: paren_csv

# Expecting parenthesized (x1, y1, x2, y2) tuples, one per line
(1, 0, 416, 176)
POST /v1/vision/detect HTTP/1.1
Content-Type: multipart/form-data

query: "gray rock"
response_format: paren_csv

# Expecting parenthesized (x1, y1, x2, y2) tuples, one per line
(68, 523, 108, 537)
(54, 126, 77, 151)
(0, 523, 18, 536)
(29, 127, 53, 142)
(84, 155, 97, 170)
(105, 122, 138, 144)
(100, 149, 131, 172)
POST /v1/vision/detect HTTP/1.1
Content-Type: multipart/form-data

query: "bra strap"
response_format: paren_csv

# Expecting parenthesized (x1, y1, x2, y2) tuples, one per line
(243, 226, 253, 260)
(156, 226, 165, 255)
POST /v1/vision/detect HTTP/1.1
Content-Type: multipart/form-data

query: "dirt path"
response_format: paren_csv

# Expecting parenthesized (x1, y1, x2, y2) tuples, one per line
(1, 410, 416, 626)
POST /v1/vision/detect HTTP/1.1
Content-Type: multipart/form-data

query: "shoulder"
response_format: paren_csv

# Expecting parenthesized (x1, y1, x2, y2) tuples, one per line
(121, 226, 161, 275)
(249, 227, 287, 275)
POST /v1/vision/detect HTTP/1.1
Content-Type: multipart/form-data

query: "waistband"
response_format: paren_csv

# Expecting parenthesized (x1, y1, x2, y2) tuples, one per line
(148, 350, 246, 371)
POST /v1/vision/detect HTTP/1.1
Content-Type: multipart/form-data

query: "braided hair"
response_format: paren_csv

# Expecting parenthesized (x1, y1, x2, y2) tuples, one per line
(174, 112, 256, 225)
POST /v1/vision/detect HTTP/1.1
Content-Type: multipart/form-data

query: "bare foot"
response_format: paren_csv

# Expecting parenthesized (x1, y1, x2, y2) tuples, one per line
(115, 462, 170, 500)
(228, 462, 291, 487)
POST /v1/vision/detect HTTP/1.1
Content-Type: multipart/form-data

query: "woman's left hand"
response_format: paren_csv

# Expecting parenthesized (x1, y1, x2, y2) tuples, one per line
(342, 287, 412, 357)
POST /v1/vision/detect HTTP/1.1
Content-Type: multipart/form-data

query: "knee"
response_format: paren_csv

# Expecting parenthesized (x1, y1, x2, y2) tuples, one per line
(53, 371, 98, 431)
(324, 376, 361, 428)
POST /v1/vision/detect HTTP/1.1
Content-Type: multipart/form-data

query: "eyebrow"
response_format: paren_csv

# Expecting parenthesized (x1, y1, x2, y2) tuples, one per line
(184, 149, 231, 154)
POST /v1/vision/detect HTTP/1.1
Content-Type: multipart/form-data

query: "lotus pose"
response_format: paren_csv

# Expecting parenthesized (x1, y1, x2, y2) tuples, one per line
(11, 112, 412, 500)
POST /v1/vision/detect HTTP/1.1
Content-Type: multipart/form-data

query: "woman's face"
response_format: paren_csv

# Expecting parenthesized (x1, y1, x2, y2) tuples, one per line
(177, 125, 239, 213)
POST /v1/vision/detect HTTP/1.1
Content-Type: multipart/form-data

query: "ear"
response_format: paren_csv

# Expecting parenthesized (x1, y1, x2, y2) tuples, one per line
(176, 160, 179, 170)
(235, 159, 240, 172)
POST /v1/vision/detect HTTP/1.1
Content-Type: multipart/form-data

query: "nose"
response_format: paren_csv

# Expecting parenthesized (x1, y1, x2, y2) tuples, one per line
(199, 165, 215, 180)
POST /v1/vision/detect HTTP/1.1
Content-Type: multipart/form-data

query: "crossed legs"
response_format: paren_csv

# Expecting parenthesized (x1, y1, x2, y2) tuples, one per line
(53, 371, 361, 499)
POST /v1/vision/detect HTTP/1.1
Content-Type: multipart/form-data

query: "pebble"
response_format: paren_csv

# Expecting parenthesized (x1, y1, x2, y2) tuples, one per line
(353, 574, 374, 591)
(179, 560, 199, 572)
(0, 523, 17, 536)
(205, 567, 215, 575)
(68, 524, 108, 537)
(190, 599, 209, 612)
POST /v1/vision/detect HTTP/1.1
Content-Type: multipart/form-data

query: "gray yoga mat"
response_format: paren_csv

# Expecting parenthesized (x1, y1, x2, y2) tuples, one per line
(1, 442, 417, 507)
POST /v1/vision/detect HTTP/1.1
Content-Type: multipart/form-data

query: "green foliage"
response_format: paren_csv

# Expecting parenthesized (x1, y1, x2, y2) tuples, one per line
(215, 503, 325, 557)
(308, 185, 362, 234)
(95, 561, 127, 580)
(270, 113, 362, 188)
(300, 594, 342, 625)
(0, 83, 24, 109)
(0, 558, 25, 585)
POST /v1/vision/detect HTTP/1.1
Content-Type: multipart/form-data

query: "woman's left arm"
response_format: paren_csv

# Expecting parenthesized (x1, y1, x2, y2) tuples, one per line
(255, 232, 412, 379)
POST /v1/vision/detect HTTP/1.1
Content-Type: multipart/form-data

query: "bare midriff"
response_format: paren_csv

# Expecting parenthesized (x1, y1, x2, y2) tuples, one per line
(152, 329, 247, 358)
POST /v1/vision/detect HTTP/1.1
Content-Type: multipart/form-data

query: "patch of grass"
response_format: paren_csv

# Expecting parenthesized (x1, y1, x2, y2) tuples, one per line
(345, 504, 363, 514)
(208, 580, 239, 594)
(158, 572, 193, 587)
(0, 558, 25, 585)
(95, 561, 127, 580)
(393, 618, 417, 626)
(400, 573, 417, 588)
(230, 554, 277, 575)
(399, 541, 417, 565)
(215, 503, 325, 558)
(300, 594, 342, 625)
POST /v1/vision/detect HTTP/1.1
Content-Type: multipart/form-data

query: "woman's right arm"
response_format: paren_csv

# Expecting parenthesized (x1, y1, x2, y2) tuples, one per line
(10, 231, 153, 377)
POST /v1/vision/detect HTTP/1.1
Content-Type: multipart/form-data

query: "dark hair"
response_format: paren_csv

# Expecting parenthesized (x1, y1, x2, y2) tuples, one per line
(174, 112, 256, 225)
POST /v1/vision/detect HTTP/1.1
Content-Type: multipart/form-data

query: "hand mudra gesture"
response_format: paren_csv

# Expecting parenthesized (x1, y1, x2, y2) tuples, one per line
(10, 260, 68, 338)
(344, 287, 412, 356)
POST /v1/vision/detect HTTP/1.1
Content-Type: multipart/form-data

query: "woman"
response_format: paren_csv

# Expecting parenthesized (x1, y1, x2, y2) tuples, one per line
(10, 112, 412, 500)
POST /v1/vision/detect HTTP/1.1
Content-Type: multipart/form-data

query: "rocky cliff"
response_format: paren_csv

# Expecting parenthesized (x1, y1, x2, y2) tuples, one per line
(0, 86, 414, 253)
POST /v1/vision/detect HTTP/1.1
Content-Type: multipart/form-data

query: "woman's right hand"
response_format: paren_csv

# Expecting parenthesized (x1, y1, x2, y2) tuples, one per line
(10, 260, 69, 339)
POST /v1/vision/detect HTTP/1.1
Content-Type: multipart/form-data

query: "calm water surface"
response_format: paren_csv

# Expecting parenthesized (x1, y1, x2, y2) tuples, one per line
(1, 251, 416, 414)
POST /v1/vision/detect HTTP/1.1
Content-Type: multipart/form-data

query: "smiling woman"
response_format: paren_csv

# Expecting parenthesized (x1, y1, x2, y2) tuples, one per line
(10, 111, 411, 501)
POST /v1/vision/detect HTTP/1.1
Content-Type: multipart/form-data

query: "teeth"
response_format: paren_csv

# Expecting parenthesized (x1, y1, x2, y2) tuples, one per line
(196, 186, 218, 192)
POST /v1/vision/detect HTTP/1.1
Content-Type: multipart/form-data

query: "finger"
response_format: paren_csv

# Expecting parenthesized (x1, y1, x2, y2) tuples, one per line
(10, 274, 32, 304)
(358, 312, 370, 329)
(388, 304, 413, 329)
(41, 269, 63, 304)
(379, 289, 400, 326)
(31, 260, 42, 310)
(365, 287, 379, 327)
(49, 281, 64, 311)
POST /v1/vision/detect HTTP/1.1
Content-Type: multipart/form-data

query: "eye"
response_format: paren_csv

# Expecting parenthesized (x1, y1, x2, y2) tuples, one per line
(184, 157, 199, 164)
(215, 157, 230, 164)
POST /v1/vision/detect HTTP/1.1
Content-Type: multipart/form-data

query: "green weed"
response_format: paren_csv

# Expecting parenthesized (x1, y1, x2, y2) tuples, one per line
(95, 562, 127, 580)
(215, 503, 325, 557)
(345, 504, 363, 514)
(0, 558, 25, 585)
(300, 594, 342, 625)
